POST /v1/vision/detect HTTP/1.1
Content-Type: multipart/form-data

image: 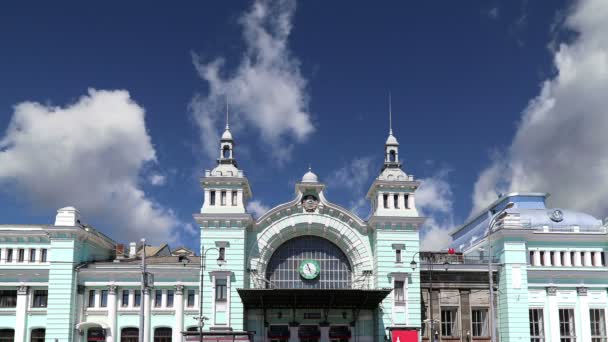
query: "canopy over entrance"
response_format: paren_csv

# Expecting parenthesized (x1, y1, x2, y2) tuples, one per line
(237, 288, 391, 310)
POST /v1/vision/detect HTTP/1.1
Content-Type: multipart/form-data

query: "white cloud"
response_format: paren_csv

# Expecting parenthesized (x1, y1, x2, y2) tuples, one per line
(247, 200, 270, 218)
(148, 173, 166, 186)
(417, 170, 455, 251)
(0, 89, 179, 244)
(487, 6, 500, 20)
(472, 0, 608, 219)
(326, 156, 375, 217)
(191, 0, 313, 165)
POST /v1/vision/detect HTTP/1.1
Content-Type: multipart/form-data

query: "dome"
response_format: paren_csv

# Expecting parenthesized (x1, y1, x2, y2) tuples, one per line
(301, 169, 319, 183)
(221, 128, 233, 140)
(385, 133, 399, 145)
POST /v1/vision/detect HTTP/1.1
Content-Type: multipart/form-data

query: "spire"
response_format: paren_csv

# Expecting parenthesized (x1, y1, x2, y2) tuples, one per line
(389, 92, 393, 135)
(225, 98, 230, 130)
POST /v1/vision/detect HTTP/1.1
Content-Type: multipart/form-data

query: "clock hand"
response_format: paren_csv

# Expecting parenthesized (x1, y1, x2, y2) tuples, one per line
(306, 264, 312, 273)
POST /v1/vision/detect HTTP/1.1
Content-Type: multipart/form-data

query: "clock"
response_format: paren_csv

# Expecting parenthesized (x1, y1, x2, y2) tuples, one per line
(299, 259, 320, 279)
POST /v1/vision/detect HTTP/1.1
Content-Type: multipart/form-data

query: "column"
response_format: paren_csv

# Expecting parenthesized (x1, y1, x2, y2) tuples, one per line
(204, 189, 210, 207)
(574, 251, 582, 266)
(144, 288, 151, 342)
(553, 251, 562, 266)
(12, 249, 17, 264)
(0, 248, 3, 264)
(397, 193, 405, 210)
(578, 287, 591, 342)
(320, 326, 330, 342)
(237, 189, 244, 207)
(459, 290, 471, 339)
(543, 251, 552, 266)
(407, 193, 415, 210)
(174, 285, 184, 342)
(547, 287, 560, 342)
(387, 193, 394, 209)
(108, 286, 117, 342)
(533, 251, 541, 266)
(564, 251, 572, 266)
(377, 193, 383, 211)
(15, 286, 28, 342)
(593, 251, 603, 266)
(584, 251, 593, 266)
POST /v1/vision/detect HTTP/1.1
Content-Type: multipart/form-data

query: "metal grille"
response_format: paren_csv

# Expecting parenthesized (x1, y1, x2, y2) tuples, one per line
(266, 236, 352, 289)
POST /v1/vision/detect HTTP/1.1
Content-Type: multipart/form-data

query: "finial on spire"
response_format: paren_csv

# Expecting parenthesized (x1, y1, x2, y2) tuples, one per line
(389, 92, 393, 135)
(225, 97, 230, 130)
(308, 163, 312, 172)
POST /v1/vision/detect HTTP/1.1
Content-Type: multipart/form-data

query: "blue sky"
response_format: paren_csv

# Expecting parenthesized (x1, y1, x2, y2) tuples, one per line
(2, 0, 608, 252)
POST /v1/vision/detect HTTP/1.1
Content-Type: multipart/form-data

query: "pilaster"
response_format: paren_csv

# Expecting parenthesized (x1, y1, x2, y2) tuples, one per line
(174, 285, 185, 342)
(15, 286, 28, 342)
(107, 285, 117, 342)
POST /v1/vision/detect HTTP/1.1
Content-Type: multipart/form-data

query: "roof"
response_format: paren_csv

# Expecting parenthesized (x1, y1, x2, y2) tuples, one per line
(237, 288, 391, 310)
(138, 243, 171, 257)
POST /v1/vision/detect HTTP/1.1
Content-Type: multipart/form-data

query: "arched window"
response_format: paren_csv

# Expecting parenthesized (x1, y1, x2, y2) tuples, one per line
(30, 329, 45, 342)
(154, 327, 172, 342)
(223, 146, 231, 159)
(266, 236, 352, 289)
(389, 150, 396, 162)
(0, 330, 14, 342)
(121, 328, 138, 342)
(87, 328, 105, 342)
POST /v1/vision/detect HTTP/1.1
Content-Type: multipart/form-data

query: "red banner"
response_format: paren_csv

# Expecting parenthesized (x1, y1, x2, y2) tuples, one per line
(391, 329, 418, 342)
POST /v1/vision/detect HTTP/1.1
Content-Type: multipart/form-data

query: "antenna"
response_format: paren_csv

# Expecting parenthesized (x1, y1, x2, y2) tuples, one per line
(389, 92, 393, 135)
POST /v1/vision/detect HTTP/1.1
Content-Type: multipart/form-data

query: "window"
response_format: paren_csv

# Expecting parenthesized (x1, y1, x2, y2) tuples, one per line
(232, 191, 238, 206)
(559, 308, 576, 342)
(187, 289, 195, 307)
(223, 146, 230, 159)
(529, 308, 544, 342)
(383, 194, 388, 208)
(29, 249, 36, 263)
(393, 194, 399, 208)
(389, 150, 396, 162)
(0, 290, 17, 308)
(218, 247, 225, 262)
(215, 279, 227, 302)
(40, 249, 47, 262)
(121, 290, 129, 307)
(404, 194, 409, 209)
(210, 191, 216, 206)
(32, 290, 47, 308)
(441, 308, 458, 337)
(87, 328, 105, 342)
(561, 251, 566, 266)
(100, 290, 108, 308)
(154, 327, 172, 342)
(590, 309, 607, 342)
(472, 309, 489, 337)
(0, 329, 15, 342)
(134, 290, 141, 307)
(393, 280, 405, 303)
(166, 290, 174, 308)
(539, 251, 546, 266)
(395, 249, 402, 263)
(87, 290, 96, 307)
(221, 191, 227, 205)
(121, 328, 138, 342)
(6, 249, 12, 263)
(30, 328, 45, 342)
(17, 249, 24, 262)
(155, 290, 162, 307)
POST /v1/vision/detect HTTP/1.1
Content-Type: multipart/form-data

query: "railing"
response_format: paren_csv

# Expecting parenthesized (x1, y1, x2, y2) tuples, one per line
(419, 253, 498, 265)
(494, 219, 606, 234)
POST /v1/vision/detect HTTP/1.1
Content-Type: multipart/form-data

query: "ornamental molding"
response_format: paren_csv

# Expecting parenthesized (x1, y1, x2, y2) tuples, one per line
(175, 285, 184, 295)
(577, 287, 588, 296)
(546, 286, 558, 296)
(17, 285, 28, 295)
(108, 285, 117, 295)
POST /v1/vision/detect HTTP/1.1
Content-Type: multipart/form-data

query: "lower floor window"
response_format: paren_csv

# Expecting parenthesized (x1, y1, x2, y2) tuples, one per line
(154, 327, 172, 342)
(121, 328, 138, 342)
(32, 290, 47, 308)
(472, 308, 489, 337)
(87, 328, 105, 342)
(529, 308, 544, 342)
(30, 329, 45, 342)
(0, 329, 14, 342)
(441, 308, 458, 337)
(559, 308, 576, 342)
(590, 308, 607, 342)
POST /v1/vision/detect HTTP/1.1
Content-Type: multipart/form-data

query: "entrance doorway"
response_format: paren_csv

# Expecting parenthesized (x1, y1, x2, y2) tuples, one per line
(329, 325, 350, 342)
(298, 325, 320, 342)
(268, 325, 290, 342)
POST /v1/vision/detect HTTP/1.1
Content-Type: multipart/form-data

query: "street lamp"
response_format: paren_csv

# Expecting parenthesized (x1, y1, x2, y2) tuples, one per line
(196, 247, 226, 342)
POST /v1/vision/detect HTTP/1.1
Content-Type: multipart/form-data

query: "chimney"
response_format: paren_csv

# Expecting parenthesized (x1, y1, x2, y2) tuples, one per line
(54, 206, 81, 226)
(129, 242, 137, 258)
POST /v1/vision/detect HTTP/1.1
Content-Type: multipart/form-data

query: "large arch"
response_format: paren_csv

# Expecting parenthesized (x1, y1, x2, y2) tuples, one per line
(250, 213, 373, 285)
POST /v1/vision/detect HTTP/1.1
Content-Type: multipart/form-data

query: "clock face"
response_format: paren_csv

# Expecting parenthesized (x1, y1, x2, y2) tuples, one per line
(299, 259, 320, 279)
